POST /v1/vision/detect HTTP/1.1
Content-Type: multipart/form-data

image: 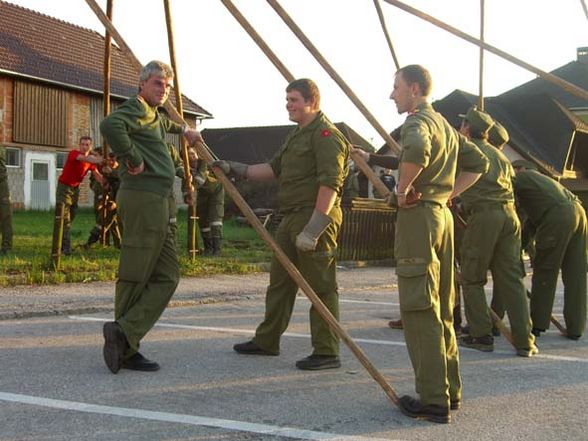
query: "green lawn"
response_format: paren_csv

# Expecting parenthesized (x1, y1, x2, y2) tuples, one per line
(0, 208, 271, 286)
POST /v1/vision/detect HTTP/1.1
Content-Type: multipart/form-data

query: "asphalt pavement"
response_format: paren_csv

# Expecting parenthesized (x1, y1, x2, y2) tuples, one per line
(0, 266, 586, 440)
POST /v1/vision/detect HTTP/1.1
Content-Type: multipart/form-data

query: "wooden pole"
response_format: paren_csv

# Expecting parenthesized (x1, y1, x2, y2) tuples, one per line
(220, 0, 392, 198)
(581, 0, 588, 22)
(100, 0, 113, 246)
(265, 0, 402, 156)
(478, 0, 484, 110)
(201, 140, 400, 406)
(51, 203, 65, 270)
(373, 0, 400, 70)
(84, 0, 399, 406)
(84, 0, 211, 164)
(382, 0, 588, 102)
(163, 0, 199, 259)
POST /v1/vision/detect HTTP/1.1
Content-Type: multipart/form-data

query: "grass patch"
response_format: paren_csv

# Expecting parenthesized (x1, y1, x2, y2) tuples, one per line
(0, 208, 271, 286)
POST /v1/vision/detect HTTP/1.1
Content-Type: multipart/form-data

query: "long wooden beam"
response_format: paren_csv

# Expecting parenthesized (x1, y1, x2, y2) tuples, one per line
(100, 0, 113, 246)
(85, 0, 399, 406)
(373, 0, 400, 70)
(382, 0, 588, 102)
(220, 0, 391, 199)
(478, 0, 484, 110)
(266, 0, 402, 156)
(163, 0, 199, 259)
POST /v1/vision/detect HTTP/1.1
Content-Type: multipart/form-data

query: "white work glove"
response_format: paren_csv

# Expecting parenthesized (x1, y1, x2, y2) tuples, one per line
(295, 209, 332, 252)
(212, 160, 249, 179)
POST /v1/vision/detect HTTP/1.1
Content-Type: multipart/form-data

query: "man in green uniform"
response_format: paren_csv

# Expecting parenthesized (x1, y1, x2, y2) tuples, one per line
(187, 147, 225, 255)
(512, 160, 587, 340)
(456, 107, 536, 357)
(216, 78, 349, 370)
(100, 60, 202, 374)
(0, 146, 13, 254)
(85, 150, 121, 248)
(391, 65, 488, 423)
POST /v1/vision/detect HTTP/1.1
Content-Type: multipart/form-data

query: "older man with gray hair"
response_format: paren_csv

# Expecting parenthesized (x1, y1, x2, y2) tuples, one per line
(100, 60, 202, 374)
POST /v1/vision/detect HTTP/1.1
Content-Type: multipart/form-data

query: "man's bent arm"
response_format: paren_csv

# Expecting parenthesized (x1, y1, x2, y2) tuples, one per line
(247, 163, 277, 182)
(451, 171, 483, 199)
(315, 186, 337, 215)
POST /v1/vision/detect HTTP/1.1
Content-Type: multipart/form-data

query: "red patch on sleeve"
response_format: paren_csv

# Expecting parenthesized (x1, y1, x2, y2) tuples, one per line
(321, 129, 331, 137)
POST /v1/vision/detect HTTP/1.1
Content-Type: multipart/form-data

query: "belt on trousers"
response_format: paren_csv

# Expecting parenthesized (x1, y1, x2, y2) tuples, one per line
(467, 200, 513, 214)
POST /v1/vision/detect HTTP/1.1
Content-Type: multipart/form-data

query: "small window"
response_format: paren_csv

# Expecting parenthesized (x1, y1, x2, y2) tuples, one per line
(56, 152, 68, 170)
(5, 147, 21, 167)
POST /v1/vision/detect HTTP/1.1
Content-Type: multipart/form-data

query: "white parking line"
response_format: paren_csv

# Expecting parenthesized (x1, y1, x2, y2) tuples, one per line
(69, 316, 588, 363)
(0, 392, 393, 441)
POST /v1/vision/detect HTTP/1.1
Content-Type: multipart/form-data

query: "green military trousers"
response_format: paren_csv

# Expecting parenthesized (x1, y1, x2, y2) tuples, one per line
(197, 185, 225, 237)
(0, 177, 12, 251)
(253, 206, 342, 356)
(531, 202, 587, 337)
(56, 182, 80, 232)
(115, 188, 180, 358)
(395, 203, 461, 408)
(460, 204, 534, 349)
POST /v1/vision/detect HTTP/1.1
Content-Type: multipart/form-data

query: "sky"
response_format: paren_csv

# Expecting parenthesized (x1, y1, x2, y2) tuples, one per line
(6, 0, 588, 147)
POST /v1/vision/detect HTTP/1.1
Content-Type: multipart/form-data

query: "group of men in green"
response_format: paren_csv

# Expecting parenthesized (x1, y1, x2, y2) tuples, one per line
(93, 60, 584, 425)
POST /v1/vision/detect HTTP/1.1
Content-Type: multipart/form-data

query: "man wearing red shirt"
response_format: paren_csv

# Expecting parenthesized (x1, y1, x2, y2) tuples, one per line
(56, 136, 104, 254)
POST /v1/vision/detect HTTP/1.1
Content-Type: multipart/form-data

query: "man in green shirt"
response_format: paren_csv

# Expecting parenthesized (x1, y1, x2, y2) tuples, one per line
(391, 65, 488, 423)
(456, 107, 536, 357)
(100, 60, 202, 374)
(512, 160, 586, 340)
(216, 78, 349, 370)
(0, 147, 13, 254)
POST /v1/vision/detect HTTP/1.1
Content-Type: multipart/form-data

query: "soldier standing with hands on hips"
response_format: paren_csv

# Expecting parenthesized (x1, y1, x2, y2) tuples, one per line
(390, 65, 488, 423)
(100, 60, 202, 374)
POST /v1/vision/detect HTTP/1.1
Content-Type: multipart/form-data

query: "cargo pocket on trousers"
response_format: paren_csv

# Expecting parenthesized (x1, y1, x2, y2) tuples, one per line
(118, 238, 154, 283)
(397, 261, 438, 312)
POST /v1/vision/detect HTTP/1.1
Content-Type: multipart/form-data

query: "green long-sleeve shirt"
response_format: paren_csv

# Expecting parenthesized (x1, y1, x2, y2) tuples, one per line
(100, 96, 184, 197)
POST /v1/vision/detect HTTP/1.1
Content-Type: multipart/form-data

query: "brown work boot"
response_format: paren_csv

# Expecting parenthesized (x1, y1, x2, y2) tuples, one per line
(388, 319, 403, 329)
(398, 395, 450, 424)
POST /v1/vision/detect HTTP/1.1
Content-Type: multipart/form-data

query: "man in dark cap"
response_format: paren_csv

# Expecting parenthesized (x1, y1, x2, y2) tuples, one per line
(456, 107, 536, 357)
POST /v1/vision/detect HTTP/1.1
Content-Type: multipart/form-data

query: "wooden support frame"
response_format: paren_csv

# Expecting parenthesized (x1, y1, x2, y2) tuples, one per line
(382, 0, 588, 102)
(84, 0, 400, 407)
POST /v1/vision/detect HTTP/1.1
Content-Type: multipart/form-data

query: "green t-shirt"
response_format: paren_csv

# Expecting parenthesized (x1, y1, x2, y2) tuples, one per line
(399, 103, 488, 204)
(459, 138, 515, 210)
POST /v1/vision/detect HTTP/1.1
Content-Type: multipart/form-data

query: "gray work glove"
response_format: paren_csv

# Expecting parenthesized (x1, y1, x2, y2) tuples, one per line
(193, 173, 206, 187)
(212, 160, 248, 179)
(295, 209, 332, 252)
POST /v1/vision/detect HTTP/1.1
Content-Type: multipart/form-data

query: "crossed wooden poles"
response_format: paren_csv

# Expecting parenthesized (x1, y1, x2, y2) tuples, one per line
(82, 0, 583, 407)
